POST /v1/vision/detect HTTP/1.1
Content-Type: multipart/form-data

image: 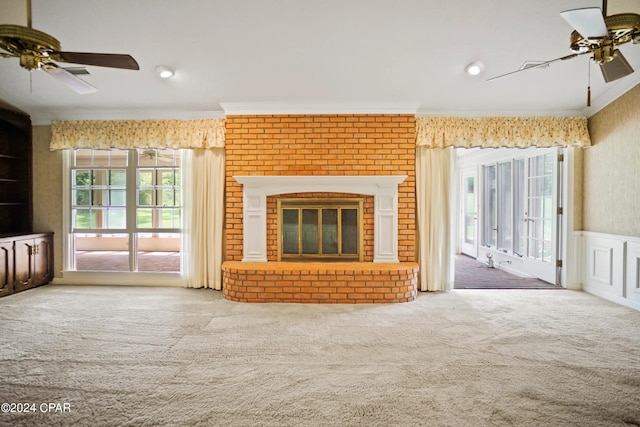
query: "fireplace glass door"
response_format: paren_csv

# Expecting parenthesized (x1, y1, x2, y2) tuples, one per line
(278, 198, 363, 261)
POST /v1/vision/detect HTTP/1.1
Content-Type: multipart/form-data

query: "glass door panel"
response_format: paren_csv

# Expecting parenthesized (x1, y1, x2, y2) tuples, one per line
(301, 209, 318, 254)
(322, 209, 338, 254)
(461, 169, 478, 258)
(341, 209, 358, 255)
(282, 209, 299, 255)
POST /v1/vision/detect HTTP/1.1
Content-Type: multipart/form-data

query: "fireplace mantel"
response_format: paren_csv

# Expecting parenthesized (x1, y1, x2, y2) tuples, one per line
(234, 175, 407, 263)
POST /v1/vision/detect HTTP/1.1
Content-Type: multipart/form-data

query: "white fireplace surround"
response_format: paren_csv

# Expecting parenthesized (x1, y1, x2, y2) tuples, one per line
(234, 175, 407, 263)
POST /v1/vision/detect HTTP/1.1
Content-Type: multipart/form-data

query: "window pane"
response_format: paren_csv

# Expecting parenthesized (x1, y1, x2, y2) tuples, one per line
(73, 209, 93, 229)
(160, 208, 177, 228)
(137, 208, 153, 228)
(138, 189, 153, 206)
(109, 150, 128, 166)
(74, 233, 129, 271)
(302, 209, 318, 254)
(92, 151, 110, 167)
(159, 170, 176, 185)
(139, 149, 158, 166)
(74, 150, 93, 166)
(137, 233, 180, 272)
(341, 209, 358, 255)
(514, 159, 526, 257)
(464, 177, 475, 245)
(322, 209, 338, 254)
(92, 189, 107, 206)
(110, 190, 126, 206)
(497, 162, 512, 252)
(74, 190, 91, 206)
(107, 209, 126, 229)
(282, 209, 299, 254)
(160, 189, 177, 206)
(74, 170, 92, 186)
(109, 170, 126, 186)
(138, 170, 154, 186)
(483, 165, 497, 248)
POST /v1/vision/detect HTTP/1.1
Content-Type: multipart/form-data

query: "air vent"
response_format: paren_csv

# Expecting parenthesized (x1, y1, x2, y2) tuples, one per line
(62, 67, 90, 75)
(520, 61, 550, 71)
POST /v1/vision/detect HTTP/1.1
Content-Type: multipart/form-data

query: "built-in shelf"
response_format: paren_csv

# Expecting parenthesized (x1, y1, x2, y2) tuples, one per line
(0, 107, 32, 235)
(0, 154, 23, 160)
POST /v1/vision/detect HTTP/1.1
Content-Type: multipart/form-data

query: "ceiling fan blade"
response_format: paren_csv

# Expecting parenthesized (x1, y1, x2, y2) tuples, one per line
(42, 62, 98, 94)
(50, 51, 139, 70)
(487, 53, 582, 82)
(560, 7, 608, 39)
(599, 50, 634, 82)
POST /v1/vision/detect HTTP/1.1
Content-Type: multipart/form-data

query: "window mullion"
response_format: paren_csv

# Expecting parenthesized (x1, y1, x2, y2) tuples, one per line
(128, 149, 138, 272)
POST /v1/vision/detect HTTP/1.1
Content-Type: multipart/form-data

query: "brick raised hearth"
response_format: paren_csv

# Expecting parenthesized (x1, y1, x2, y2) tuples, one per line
(222, 261, 418, 303)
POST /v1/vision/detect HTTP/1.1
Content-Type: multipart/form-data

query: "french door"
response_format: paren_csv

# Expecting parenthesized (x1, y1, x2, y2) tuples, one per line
(467, 147, 562, 284)
(519, 149, 560, 284)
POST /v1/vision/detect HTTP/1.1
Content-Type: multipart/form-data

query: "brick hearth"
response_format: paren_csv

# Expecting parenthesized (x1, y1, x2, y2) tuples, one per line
(222, 262, 418, 303)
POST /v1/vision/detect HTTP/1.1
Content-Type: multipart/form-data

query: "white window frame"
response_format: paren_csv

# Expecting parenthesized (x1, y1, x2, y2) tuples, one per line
(59, 149, 184, 286)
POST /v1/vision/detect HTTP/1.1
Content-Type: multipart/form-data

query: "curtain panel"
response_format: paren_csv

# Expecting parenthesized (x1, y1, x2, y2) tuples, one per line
(416, 147, 456, 292)
(416, 116, 590, 148)
(50, 119, 225, 150)
(181, 148, 225, 290)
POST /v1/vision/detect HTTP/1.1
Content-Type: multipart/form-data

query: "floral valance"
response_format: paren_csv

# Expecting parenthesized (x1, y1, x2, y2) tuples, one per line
(50, 118, 225, 150)
(416, 116, 590, 148)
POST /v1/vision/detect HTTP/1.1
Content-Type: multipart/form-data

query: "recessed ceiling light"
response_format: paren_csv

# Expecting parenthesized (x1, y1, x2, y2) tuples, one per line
(465, 61, 484, 76)
(155, 65, 175, 79)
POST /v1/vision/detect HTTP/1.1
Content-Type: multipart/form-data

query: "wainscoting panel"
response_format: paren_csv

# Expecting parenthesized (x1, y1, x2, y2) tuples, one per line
(626, 242, 640, 306)
(581, 231, 640, 311)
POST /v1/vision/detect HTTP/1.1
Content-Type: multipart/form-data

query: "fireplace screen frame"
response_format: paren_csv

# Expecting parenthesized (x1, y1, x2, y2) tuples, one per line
(277, 197, 364, 261)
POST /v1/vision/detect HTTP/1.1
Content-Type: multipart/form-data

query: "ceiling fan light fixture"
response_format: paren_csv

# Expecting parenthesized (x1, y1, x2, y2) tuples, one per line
(465, 61, 484, 76)
(155, 65, 175, 79)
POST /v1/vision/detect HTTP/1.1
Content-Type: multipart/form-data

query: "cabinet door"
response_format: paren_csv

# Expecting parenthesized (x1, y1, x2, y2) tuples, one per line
(34, 235, 53, 286)
(0, 241, 14, 297)
(14, 239, 35, 292)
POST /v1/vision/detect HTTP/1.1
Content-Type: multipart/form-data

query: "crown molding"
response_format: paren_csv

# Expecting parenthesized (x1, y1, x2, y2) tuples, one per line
(220, 102, 419, 116)
(415, 109, 587, 118)
(582, 74, 640, 117)
(30, 109, 225, 125)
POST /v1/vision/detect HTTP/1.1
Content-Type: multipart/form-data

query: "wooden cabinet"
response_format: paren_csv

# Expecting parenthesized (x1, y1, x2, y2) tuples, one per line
(0, 233, 53, 297)
(0, 239, 14, 297)
(14, 233, 54, 293)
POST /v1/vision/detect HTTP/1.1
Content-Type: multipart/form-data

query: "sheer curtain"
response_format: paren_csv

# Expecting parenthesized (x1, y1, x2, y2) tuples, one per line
(181, 148, 225, 289)
(416, 146, 456, 291)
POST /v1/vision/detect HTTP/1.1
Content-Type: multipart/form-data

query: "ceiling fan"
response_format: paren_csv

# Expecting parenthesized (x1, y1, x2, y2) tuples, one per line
(488, 3, 640, 89)
(0, 0, 139, 94)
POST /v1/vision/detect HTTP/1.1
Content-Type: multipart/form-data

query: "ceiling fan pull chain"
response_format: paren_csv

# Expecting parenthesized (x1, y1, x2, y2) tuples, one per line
(587, 59, 591, 107)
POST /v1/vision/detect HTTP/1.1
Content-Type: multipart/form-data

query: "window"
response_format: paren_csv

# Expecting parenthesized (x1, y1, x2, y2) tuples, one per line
(69, 148, 181, 272)
(278, 198, 363, 261)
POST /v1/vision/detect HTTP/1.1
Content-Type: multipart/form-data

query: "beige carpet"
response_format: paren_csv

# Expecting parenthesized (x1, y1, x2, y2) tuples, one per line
(1, 286, 639, 427)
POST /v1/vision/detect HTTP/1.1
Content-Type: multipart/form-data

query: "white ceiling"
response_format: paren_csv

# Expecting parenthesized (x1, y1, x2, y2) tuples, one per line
(1, 0, 639, 124)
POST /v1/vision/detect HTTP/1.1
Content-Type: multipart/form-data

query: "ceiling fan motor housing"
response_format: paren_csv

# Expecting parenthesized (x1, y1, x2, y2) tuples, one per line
(0, 24, 60, 70)
(569, 13, 640, 53)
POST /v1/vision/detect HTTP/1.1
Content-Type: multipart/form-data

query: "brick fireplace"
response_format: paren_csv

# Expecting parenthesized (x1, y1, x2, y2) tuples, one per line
(222, 114, 418, 303)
